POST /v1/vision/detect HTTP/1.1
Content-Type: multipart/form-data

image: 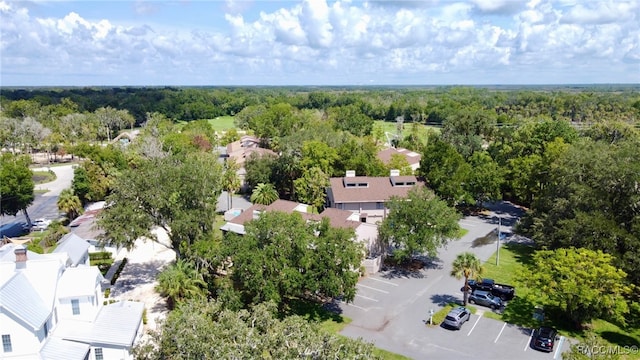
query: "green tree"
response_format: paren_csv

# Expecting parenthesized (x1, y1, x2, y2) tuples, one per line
(293, 167, 329, 212)
(419, 136, 472, 206)
(520, 248, 630, 329)
(57, 188, 83, 221)
(156, 259, 207, 309)
(97, 153, 223, 259)
(221, 159, 241, 210)
(133, 300, 381, 360)
(450, 252, 484, 306)
(386, 153, 413, 176)
(250, 183, 279, 205)
(299, 140, 339, 176)
(379, 186, 462, 263)
(223, 212, 363, 308)
(0, 153, 35, 222)
(465, 151, 504, 205)
(244, 152, 277, 191)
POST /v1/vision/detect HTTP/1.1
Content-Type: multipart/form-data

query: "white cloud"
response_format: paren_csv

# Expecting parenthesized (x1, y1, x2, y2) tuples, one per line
(0, 0, 638, 85)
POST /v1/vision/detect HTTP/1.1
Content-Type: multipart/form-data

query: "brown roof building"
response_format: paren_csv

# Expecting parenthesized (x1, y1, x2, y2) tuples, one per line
(377, 147, 421, 172)
(326, 170, 424, 223)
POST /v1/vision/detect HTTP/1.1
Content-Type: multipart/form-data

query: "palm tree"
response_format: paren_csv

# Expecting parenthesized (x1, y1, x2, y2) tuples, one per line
(221, 159, 241, 210)
(156, 260, 206, 309)
(450, 252, 484, 306)
(57, 188, 83, 221)
(250, 182, 279, 205)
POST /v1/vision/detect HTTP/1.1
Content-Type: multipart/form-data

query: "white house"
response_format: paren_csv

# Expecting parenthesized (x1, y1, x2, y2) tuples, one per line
(0, 240, 144, 360)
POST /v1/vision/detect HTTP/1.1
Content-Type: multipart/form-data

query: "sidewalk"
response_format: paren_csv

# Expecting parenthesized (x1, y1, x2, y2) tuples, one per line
(108, 228, 176, 333)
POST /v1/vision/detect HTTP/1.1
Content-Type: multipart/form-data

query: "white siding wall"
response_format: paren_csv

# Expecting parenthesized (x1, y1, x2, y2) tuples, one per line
(0, 312, 42, 358)
(58, 296, 99, 322)
(91, 345, 134, 360)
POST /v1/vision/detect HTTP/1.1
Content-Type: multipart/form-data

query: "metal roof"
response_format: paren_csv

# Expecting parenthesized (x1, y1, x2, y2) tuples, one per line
(53, 233, 90, 266)
(57, 266, 104, 298)
(61, 301, 144, 347)
(39, 337, 90, 360)
(0, 272, 49, 330)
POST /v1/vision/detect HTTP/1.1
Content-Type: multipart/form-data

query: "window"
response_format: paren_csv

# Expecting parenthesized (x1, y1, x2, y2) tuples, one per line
(94, 348, 104, 360)
(2, 334, 12, 353)
(71, 299, 80, 315)
(376, 202, 384, 209)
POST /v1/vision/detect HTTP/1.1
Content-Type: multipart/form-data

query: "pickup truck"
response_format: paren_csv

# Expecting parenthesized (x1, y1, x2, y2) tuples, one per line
(464, 278, 515, 301)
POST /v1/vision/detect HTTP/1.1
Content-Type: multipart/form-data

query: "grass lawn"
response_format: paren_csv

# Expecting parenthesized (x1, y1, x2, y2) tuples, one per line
(373, 120, 439, 144)
(207, 116, 236, 131)
(480, 241, 640, 357)
(32, 170, 56, 184)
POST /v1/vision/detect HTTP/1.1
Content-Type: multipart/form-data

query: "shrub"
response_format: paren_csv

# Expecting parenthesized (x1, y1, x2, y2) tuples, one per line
(89, 251, 112, 260)
(110, 258, 128, 285)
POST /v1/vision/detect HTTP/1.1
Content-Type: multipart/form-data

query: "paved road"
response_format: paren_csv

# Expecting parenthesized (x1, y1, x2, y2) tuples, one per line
(1, 164, 76, 237)
(338, 201, 571, 359)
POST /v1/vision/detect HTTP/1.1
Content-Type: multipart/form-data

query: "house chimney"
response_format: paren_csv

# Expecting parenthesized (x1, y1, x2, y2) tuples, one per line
(390, 169, 400, 177)
(14, 245, 27, 269)
(346, 170, 356, 178)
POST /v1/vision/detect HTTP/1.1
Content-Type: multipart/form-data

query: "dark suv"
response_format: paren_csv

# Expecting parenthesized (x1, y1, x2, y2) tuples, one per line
(468, 290, 503, 309)
(442, 307, 471, 330)
(532, 326, 558, 352)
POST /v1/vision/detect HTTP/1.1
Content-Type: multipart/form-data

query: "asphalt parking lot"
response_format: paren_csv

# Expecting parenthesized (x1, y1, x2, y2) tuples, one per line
(339, 202, 573, 359)
(340, 271, 571, 360)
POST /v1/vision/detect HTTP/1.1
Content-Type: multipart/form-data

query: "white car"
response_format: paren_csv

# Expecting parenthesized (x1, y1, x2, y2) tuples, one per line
(31, 218, 52, 231)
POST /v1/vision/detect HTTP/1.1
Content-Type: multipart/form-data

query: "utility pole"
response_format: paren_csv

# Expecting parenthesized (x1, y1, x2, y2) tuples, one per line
(496, 215, 501, 266)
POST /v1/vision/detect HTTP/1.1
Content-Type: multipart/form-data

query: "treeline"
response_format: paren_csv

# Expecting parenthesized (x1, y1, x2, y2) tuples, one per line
(2, 86, 639, 125)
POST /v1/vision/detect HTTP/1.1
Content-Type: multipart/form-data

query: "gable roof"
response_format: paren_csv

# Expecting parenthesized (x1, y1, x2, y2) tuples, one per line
(53, 233, 90, 266)
(377, 147, 422, 166)
(57, 301, 144, 347)
(328, 175, 423, 203)
(40, 337, 90, 360)
(57, 266, 104, 298)
(0, 272, 49, 331)
(221, 200, 362, 233)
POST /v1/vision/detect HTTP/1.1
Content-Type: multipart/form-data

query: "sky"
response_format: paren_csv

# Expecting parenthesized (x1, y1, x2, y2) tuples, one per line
(1, 0, 639, 86)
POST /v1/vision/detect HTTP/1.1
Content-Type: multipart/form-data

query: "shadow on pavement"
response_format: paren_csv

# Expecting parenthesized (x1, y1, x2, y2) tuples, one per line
(430, 293, 462, 307)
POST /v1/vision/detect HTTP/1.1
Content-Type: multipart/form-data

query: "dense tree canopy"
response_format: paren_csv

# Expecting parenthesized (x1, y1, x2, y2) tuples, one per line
(97, 153, 223, 259)
(520, 248, 630, 328)
(134, 300, 381, 360)
(379, 186, 462, 263)
(222, 212, 363, 308)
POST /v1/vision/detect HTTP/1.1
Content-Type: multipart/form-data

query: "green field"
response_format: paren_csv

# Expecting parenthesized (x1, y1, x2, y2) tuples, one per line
(207, 116, 236, 131)
(373, 120, 439, 145)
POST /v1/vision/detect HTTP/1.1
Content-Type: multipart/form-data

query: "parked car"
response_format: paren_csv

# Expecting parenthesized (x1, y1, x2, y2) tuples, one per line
(468, 290, 503, 309)
(442, 307, 471, 330)
(465, 278, 515, 301)
(531, 326, 559, 352)
(31, 218, 52, 231)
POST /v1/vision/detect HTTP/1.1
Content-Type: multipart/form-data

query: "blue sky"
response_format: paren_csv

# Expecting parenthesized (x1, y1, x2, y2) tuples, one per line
(1, 0, 639, 86)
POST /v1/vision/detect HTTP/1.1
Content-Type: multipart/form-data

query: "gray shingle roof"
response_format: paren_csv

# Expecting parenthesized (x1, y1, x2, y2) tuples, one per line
(40, 337, 90, 360)
(53, 233, 89, 266)
(0, 272, 49, 330)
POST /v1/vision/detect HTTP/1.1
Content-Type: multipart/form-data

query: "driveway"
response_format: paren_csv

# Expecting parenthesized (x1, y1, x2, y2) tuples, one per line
(338, 201, 570, 359)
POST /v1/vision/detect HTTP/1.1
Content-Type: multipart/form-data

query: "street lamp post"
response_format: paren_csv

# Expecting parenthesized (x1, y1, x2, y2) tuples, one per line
(496, 216, 501, 266)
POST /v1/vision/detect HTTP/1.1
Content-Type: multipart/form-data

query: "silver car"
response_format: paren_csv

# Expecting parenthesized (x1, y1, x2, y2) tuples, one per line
(469, 290, 503, 309)
(442, 307, 471, 330)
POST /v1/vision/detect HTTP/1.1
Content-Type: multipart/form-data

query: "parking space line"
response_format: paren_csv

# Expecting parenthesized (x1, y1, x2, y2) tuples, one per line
(356, 294, 379, 302)
(494, 323, 507, 343)
(357, 284, 389, 294)
(553, 336, 566, 359)
(524, 329, 533, 351)
(340, 300, 368, 311)
(467, 316, 481, 336)
(368, 277, 399, 286)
